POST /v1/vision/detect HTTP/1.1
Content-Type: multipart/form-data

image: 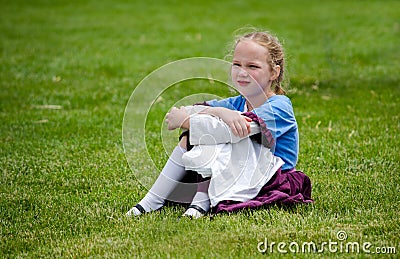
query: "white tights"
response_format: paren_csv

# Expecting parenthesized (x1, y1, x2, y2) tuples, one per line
(127, 145, 210, 216)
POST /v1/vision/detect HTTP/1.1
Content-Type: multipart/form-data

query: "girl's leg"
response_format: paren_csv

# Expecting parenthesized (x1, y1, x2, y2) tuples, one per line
(183, 177, 211, 218)
(126, 137, 188, 216)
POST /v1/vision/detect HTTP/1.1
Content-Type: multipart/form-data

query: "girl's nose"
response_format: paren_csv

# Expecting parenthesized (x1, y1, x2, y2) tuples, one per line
(237, 67, 248, 77)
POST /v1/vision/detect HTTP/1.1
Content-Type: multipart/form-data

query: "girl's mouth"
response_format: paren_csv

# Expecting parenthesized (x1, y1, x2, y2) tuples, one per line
(237, 80, 250, 86)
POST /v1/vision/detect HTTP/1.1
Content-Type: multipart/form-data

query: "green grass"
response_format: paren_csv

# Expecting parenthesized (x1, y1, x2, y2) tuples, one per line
(1, 0, 399, 257)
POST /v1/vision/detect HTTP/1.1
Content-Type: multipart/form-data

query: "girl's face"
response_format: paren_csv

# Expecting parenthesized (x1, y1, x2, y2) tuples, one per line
(231, 40, 278, 99)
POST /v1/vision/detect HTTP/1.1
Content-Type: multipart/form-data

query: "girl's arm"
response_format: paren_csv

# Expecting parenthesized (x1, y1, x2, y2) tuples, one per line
(165, 106, 251, 138)
(200, 106, 251, 138)
(189, 113, 260, 145)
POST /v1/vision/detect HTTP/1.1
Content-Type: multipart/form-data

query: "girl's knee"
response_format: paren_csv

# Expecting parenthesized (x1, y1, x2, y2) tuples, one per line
(179, 136, 187, 150)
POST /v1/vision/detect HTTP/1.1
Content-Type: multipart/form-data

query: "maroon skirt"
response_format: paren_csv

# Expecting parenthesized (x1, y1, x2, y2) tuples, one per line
(213, 168, 313, 214)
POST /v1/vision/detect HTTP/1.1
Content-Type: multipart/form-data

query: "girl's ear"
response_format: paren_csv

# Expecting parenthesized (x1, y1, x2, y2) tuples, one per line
(270, 65, 281, 81)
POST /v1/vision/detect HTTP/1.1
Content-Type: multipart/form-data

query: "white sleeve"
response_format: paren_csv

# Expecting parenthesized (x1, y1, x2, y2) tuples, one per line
(184, 105, 209, 115)
(189, 114, 260, 145)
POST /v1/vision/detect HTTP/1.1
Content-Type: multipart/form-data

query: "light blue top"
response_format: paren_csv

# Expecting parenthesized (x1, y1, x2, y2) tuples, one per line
(206, 95, 298, 170)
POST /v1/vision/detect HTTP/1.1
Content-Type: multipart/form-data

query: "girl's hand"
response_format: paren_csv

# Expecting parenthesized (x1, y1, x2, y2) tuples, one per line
(222, 112, 252, 138)
(214, 108, 252, 138)
(165, 106, 190, 130)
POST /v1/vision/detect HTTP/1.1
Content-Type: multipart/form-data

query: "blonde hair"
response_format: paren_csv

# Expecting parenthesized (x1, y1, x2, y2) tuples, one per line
(230, 29, 286, 95)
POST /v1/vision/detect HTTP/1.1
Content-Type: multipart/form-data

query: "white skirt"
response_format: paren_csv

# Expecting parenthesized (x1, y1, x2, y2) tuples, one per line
(182, 113, 284, 207)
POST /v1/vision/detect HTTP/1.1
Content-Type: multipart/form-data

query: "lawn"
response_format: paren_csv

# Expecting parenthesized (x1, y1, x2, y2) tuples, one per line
(1, 0, 399, 258)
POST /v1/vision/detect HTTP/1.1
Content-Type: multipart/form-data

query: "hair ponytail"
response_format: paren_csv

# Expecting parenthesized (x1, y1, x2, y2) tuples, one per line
(274, 85, 286, 95)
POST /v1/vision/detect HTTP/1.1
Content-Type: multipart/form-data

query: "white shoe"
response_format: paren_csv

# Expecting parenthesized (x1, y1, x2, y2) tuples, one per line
(182, 205, 206, 219)
(126, 204, 145, 217)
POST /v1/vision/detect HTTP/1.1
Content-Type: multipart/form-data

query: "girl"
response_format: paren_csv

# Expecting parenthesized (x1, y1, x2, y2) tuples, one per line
(126, 30, 313, 218)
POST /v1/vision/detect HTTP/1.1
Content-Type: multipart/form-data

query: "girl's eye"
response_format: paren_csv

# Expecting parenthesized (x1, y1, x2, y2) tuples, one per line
(232, 63, 241, 67)
(249, 65, 260, 69)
